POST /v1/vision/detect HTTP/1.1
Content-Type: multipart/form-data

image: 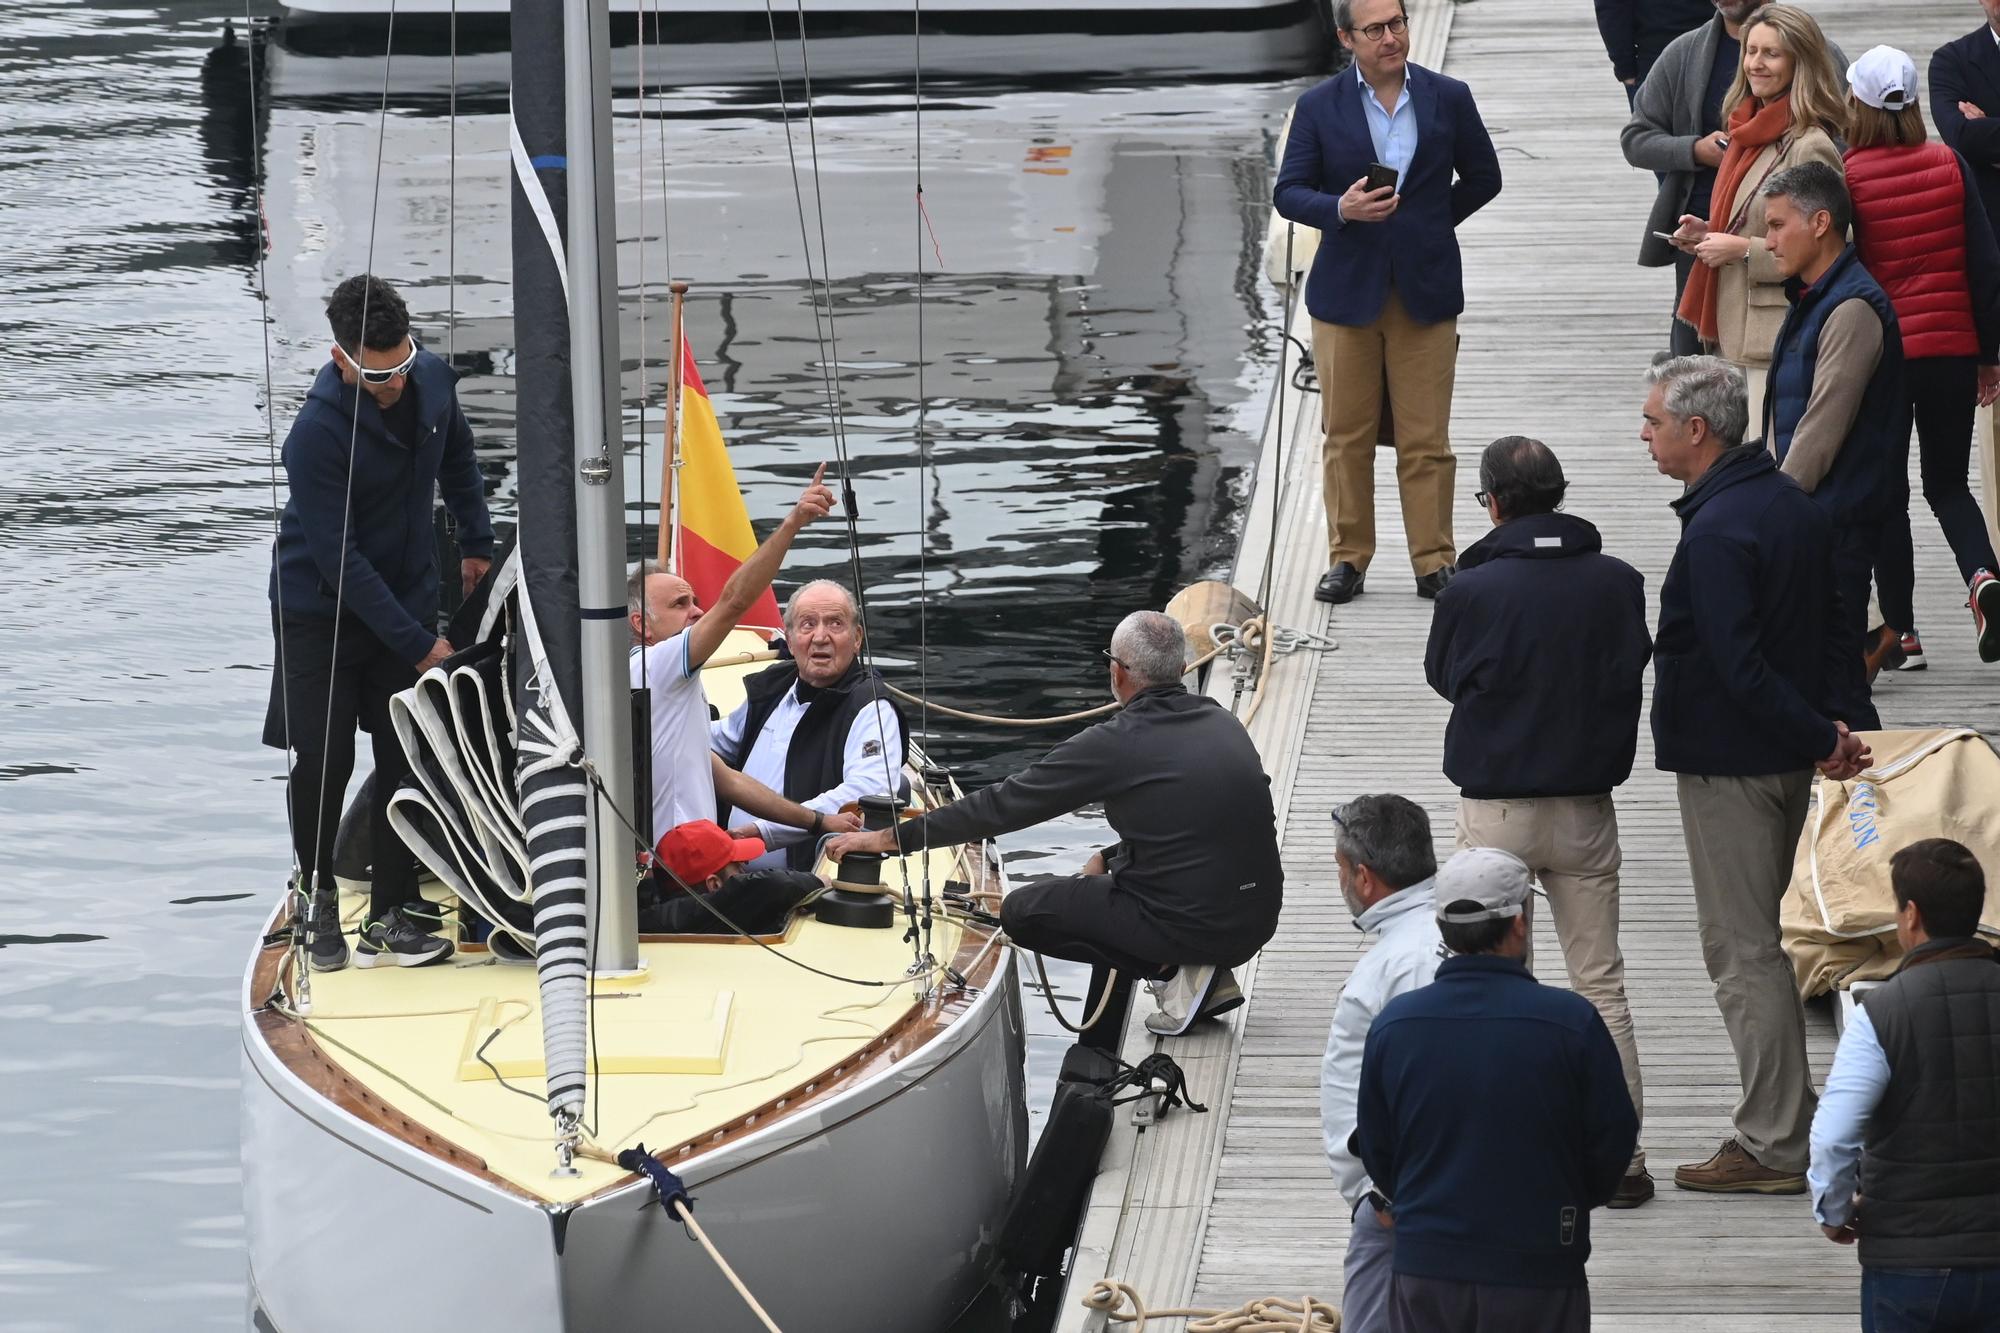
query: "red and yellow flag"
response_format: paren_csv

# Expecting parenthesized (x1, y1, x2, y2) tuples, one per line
(674, 338, 781, 632)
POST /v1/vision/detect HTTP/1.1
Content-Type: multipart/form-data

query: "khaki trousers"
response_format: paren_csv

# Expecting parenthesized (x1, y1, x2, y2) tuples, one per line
(1675, 770, 1818, 1173)
(1311, 295, 1458, 576)
(1457, 795, 1644, 1172)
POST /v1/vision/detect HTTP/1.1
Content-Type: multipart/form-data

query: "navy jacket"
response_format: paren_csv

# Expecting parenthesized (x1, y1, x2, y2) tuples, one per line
(268, 351, 495, 665)
(1765, 246, 1910, 523)
(1274, 63, 1502, 327)
(1425, 512, 1650, 800)
(1931, 27, 2000, 249)
(1356, 954, 1637, 1289)
(1593, 0, 1714, 84)
(1651, 445, 1841, 776)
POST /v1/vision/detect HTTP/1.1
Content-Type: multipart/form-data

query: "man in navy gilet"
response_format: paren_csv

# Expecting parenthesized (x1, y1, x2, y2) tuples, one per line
(1760, 160, 1909, 729)
(1808, 838, 2000, 1332)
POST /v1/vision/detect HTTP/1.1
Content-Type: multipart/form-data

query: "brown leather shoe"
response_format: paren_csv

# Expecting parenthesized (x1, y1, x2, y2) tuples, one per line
(1608, 1168, 1655, 1209)
(1864, 623, 1907, 683)
(1672, 1138, 1806, 1195)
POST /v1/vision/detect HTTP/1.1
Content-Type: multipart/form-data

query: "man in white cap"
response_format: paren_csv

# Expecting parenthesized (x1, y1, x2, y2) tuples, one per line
(1355, 849, 1637, 1333)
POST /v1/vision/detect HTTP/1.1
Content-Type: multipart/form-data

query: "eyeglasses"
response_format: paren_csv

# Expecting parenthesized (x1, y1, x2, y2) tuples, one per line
(1102, 649, 1128, 670)
(341, 339, 420, 386)
(1347, 14, 1408, 42)
(1472, 489, 1491, 507)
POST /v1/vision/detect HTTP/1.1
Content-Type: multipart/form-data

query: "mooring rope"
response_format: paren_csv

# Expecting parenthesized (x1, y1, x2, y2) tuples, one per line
(1080, 1280, 1340, 1333)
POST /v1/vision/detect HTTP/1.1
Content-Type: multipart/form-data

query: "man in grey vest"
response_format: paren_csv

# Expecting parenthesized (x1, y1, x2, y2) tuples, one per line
(1808, 837, 2000, 1331)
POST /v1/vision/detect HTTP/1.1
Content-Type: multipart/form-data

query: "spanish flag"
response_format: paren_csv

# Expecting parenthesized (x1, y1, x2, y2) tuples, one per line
(675, 337, 781, 632)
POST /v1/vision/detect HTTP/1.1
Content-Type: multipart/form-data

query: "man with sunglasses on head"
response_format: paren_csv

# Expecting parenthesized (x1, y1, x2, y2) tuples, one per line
(264, 274, 495, 972)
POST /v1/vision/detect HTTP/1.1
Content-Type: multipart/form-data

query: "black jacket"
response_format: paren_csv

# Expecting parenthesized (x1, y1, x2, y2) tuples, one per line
(1357, 955, 1638, 1288)
(1651, 445, 1842, 776)
(1932, 27, 2000, 251)
(268, 352, 495, 665)
(1426, 513, 1650, 799)
(1858, 938, 2000, 1270)
(1593, 0, 1714, 84)
(897, 686, 1283, 942)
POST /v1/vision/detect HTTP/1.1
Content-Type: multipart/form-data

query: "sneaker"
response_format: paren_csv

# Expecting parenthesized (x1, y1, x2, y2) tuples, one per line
(305, 892, 350, 973)
(1143, 964, 1245, 1036)
(1863, 624, 1906, 683)
(1891, 630, 1926, 672)
(354, 911, 454, 969)
(1973, 570, 2000, 663)
(1672, 1138, 1806, 1195)
(1608, 1168, 1655, 1209)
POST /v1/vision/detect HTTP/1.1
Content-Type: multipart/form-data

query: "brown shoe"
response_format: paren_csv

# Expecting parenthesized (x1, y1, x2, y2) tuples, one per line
(1864, 623, 1907, 683)
(1608, 1168, 1655, 1209)
(1672, 1138, 1806, 1195)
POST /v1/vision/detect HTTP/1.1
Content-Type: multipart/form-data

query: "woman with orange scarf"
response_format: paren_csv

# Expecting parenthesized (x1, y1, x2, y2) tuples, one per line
(1669, 4, 1846, 433)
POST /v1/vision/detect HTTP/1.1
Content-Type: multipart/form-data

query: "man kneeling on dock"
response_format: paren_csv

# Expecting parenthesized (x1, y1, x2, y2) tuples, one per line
(825, 611, 1284, 1046)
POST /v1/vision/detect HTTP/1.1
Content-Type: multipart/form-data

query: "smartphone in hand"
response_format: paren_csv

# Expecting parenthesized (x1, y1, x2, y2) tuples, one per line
(1365, 161, 1399, 194)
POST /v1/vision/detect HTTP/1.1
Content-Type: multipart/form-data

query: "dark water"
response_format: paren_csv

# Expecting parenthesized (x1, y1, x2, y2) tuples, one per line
(0, 4, 1297, 1327)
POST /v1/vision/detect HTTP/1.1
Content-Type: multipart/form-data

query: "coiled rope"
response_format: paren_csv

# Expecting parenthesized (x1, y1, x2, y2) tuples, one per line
(1080, 1280, 1339, 1332)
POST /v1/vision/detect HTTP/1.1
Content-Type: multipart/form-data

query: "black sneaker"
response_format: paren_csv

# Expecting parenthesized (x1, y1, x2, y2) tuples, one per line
(306, 893, 350, 973)
(354, 911, 455, 969)
(397, 898, 453, 934)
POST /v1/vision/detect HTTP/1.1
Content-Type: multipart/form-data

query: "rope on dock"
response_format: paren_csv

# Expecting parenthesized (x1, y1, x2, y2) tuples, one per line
(1080, 1279, 1340, 1332)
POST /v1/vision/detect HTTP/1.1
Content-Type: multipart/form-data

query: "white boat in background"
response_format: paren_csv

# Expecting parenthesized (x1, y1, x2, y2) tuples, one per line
(281, 0, 1320, 20)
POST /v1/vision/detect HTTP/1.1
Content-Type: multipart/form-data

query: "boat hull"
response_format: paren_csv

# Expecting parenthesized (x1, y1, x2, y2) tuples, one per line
(244, 959, 1026, 1332)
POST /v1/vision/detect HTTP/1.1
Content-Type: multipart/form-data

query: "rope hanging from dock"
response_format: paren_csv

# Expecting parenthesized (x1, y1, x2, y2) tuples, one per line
(1079, 1280, 1339, 1332)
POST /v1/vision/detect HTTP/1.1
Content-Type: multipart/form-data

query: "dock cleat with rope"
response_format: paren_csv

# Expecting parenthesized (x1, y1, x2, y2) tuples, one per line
(354, 908, 455, 969)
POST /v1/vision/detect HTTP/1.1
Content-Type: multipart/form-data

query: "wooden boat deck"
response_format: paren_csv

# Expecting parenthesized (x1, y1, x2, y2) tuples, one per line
(1058, 2, 2000, 1327)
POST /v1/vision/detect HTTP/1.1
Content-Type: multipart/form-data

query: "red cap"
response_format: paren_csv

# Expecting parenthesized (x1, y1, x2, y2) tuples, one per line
(656, 820, 765, 885)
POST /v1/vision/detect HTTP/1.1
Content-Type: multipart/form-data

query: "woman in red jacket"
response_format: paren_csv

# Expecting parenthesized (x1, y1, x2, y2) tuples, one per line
(1845, 46, 2000, 668)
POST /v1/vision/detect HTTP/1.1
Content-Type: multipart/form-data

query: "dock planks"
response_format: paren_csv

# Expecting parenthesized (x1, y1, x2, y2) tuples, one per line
(1058, 2, 2000, 1329)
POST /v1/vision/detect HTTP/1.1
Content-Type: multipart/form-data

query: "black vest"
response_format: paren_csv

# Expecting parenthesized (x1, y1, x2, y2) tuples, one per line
(720, 658, 908, 871)
(1857, 938, 2000, 1269)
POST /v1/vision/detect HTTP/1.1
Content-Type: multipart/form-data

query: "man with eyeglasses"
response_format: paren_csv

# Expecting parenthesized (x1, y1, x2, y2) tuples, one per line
(1275, 0, 1502, 609)
(264, 274, 495, 972)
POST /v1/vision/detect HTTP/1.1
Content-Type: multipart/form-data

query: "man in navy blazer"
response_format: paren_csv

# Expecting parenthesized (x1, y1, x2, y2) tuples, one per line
(1931, 2, 2000, 241)
(1274, 0, 1502, 606)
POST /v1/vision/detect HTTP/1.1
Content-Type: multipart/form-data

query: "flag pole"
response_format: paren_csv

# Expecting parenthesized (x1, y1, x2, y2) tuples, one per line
(658, 280, 689, 569)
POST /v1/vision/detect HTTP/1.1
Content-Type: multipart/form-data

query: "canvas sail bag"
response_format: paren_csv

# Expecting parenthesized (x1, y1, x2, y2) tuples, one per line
(1781, 727, 2000, 998)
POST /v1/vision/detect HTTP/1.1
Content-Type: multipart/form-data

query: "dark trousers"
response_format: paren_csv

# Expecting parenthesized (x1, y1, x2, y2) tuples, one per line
(1830, 521, 1884, 731)
(1001, 874, 1263, 1052)
(1862, 1266, 2000, 1333)
(1874, 356, 2000, 632)
(264, 610, 419, 921)
(1388, 1273, 1589, 1333)
(1670, 251, 1703, 357)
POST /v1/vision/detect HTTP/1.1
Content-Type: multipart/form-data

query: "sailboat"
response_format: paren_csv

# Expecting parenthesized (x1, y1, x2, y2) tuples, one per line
(239, 3, 1028, 1328)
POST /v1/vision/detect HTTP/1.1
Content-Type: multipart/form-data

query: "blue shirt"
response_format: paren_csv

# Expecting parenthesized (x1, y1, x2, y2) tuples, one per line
(1360, 64, 1418, 190)
(1807, 1004, 1893, 1229)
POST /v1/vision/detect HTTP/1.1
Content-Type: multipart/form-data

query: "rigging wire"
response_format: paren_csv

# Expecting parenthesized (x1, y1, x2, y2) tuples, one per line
(910, 0, 935, 974)
(635, 0, 652, 556)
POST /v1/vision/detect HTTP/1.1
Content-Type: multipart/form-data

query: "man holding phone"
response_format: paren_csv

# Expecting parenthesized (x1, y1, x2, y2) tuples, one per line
(1274, 0, 1502, 607)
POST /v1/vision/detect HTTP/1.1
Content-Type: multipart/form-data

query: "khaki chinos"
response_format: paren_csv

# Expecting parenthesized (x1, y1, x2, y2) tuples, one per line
(1676, 770, 1819, 1173)
(1311, 290, 1458, 577)
(1456, 794, 1645, 1172)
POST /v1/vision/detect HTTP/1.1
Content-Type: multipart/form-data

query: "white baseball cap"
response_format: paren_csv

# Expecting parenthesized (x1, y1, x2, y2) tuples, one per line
(1848, 46, 1919, 112)
(1434, 847, 1532, 925)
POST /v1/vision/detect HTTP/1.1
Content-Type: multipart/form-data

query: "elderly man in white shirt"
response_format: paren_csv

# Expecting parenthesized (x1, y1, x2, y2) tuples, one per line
(712, 580, 908, 872)
(1320, 793, 1449, 1333)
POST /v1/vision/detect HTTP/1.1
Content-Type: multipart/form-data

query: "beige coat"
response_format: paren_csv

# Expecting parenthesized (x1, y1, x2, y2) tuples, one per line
(1707, 125, 1844, 369)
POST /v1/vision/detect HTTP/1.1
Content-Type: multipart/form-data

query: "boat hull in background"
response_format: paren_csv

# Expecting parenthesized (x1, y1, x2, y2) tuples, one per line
(243, 955, 1027, 1332)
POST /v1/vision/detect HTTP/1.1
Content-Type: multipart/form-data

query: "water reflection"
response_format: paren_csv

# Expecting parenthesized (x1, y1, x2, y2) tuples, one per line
(0, 4, 1299, 1326)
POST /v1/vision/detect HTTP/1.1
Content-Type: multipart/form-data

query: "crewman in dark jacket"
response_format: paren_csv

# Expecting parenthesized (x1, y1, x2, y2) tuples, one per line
(1424, 435, 1655, 1206)
(1593, 0, 1713, 104)
(1808, 837, 2000, 1332)
(1641, 354, 1869, 1199)
(1356, 849, 1637, 1333)
(827, 611, 1284, 1047)
(264, 274, 494, 973)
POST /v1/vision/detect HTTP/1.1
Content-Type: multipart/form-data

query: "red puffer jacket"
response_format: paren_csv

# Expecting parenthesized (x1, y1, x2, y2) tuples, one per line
(1846, 142, 1979, 361)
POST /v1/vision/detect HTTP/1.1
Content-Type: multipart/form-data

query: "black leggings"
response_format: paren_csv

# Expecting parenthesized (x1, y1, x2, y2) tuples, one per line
(267, 612, 419, 920)
(1874, 355, 2000, 632)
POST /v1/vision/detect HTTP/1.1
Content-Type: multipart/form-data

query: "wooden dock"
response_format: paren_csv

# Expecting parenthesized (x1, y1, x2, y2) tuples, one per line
(1058, 2, 2000, 1329)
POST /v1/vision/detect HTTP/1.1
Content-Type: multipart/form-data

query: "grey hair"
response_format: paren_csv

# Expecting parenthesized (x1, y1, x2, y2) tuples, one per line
(1645, 354, 1748, 448)
(1478, 436, 1567, 519)
(1110, 611, 1188, 689)
(782, 579, 861, 635)
(1762, 159, 1853, 238)
(1336, 0, 1407, 31)
(626, 559, 667, 615)
(1332, 794, 1436, 890)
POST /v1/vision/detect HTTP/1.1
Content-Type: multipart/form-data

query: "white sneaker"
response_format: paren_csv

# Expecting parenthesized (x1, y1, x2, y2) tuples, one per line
(1144, 964, 1241, 1036)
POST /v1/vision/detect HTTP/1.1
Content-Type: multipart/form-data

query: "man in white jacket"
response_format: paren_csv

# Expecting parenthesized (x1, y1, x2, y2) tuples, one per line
(1320, 794, 1450, 1333)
